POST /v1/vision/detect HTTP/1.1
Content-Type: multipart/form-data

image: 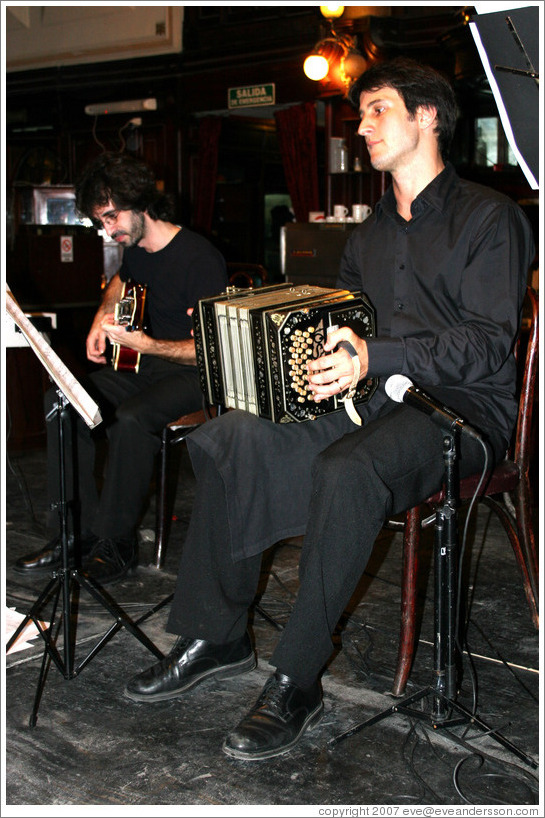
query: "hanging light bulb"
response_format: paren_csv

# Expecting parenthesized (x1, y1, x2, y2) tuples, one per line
(320, 4, 344, 19)
(304, 53, 330, 81)
(303, 38, 345, 83)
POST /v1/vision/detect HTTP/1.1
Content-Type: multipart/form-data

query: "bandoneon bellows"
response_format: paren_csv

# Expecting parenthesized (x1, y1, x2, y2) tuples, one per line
(193, 283, 377, 423)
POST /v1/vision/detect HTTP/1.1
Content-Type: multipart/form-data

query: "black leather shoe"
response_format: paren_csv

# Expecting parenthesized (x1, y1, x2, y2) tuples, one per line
(82, 537, 138, 585)
(124, 632, 256, 702)
(222, 672, 323, 760)
(14, 534, 97, 575)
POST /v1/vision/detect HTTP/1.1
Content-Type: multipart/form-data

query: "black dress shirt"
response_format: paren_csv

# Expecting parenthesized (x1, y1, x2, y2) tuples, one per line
(337, 162, 535, 449)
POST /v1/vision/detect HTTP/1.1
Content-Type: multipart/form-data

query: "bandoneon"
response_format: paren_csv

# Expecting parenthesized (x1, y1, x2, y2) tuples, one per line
(193, 283, 378, 423)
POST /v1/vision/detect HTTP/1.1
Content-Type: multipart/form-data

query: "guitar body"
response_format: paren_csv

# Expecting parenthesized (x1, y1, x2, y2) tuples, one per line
(111, 280, 147, 373)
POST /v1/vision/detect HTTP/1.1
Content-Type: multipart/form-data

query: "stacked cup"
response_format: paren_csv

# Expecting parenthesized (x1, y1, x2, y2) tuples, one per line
(333, 205, 349, 222)
(352, 204, 372, 222)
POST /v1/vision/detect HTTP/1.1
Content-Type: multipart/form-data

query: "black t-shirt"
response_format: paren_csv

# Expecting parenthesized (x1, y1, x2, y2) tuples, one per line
(119, 226, 227, 340)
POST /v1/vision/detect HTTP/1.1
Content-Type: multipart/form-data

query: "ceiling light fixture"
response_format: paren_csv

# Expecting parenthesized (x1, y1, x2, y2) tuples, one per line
(320, 4, 345, 20)
(304, 38, 345, 81)
(304, 32, 366, 89)
(85, 98, 157, 116)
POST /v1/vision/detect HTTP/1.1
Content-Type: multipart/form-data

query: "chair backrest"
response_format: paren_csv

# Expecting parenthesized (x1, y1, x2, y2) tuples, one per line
(513, 286, 538, 479)
(227, 262, 268, 289)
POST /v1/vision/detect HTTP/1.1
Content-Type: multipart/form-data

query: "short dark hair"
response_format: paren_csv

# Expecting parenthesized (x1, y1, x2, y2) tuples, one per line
(75, 152, 175, 222)
(348, 57, 458, 160)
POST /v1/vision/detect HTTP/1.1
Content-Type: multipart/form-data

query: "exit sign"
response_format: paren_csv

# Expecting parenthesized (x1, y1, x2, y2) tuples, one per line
(228, 83, 275, 110)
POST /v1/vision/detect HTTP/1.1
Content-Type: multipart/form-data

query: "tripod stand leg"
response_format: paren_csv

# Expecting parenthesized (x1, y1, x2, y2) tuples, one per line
(77, 571, 164, 661)
(27, 576, 67, 727)
(254, 603, 284, 631)
(5, 575, 59, 654)
(29, 635, 55, 729)
(134, 593, 174, 626)
(20, 568, 165, 724)
(328, 687, 430, 748)
(445, 698, 538, 769)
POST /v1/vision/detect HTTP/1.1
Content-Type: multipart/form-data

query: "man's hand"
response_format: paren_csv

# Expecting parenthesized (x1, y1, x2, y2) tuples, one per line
(306, 326, 369, 402)
(86, 320, 110, 364)
(101, 316, 151, 354)
(86, 274, 125, 365)
(88, 303, 197, 367)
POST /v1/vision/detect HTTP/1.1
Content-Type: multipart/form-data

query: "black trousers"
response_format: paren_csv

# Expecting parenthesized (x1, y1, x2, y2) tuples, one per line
(166, 403, 493, 689)
(45, 356, 202, 541)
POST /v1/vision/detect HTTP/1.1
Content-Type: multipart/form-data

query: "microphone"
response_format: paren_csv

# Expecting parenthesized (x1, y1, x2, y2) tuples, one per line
(385, 374, 482, 441)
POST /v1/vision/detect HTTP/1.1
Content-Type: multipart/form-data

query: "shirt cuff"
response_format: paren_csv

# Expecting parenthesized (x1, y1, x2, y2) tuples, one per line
(365, 338, 405, 379)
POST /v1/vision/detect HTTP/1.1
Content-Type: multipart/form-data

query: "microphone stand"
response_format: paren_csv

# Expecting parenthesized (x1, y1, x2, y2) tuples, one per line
(6, 389, 165, 727)
(329, 430, 537, 770)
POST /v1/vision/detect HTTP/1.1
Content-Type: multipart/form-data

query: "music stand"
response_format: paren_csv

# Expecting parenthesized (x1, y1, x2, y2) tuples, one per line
(5, 286, 165, 726)
(329, 429, 537, 771)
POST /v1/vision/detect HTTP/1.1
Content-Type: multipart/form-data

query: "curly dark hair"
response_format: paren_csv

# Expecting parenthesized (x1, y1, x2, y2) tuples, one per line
(75, 152, 175, 222)
(348, 57, 458, 160)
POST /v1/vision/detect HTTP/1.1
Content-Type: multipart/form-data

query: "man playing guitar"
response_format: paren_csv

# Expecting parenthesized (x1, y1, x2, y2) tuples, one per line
(15, 152, 228, 585)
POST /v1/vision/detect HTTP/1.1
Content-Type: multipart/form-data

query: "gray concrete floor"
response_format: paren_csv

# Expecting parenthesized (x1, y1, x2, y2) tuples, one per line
(3, 444, 541, 811)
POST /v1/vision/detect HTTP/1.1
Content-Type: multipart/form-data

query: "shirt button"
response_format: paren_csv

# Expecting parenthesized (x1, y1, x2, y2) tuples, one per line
(399, 263, 405, 270)
(396, 302, 404, 310)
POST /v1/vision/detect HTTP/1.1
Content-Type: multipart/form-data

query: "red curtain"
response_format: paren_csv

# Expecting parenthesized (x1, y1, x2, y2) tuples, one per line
(274, 102, 320, 223)
(192, 116, 222, 235)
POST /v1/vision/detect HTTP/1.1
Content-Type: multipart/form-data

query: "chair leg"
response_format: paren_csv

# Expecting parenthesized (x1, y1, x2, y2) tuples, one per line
(392, 505, 421, 696)
(154, 429, 171, 569)
(483, 494, 539, 629)
(514, 477, 540, 608)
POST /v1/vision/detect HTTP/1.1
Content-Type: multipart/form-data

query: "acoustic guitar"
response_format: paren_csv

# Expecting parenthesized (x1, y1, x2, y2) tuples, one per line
(111, 280, 147, 373)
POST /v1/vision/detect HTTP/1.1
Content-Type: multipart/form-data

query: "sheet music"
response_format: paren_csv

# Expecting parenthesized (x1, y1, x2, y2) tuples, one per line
(5, 284, 102, 429)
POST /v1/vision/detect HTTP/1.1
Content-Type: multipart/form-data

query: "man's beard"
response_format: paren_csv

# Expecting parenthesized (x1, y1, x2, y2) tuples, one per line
(112, 212, 146, 247)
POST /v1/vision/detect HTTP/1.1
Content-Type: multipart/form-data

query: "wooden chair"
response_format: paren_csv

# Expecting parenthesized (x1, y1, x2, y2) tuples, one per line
(390, 286, 539, 696)
(153, 263, 268, 568)
(153, 404, 221, 569)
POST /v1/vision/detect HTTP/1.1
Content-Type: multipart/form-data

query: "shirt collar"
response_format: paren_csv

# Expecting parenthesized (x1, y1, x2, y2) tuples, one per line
(375, 162, 457, 221)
